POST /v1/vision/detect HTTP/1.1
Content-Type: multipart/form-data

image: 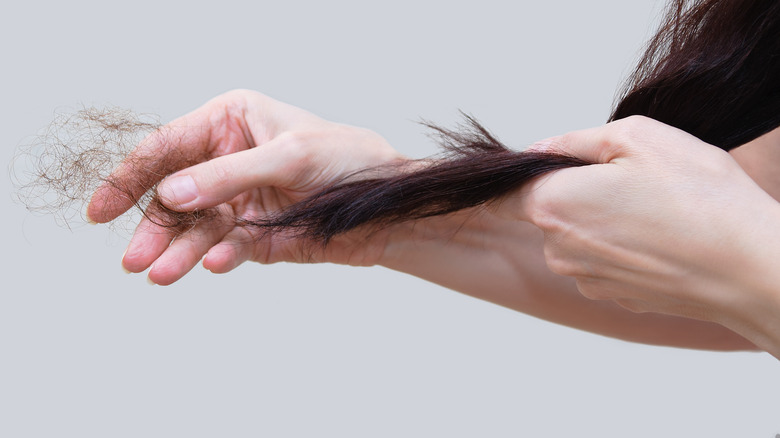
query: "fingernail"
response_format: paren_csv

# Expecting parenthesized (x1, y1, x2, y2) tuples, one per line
(121, 249, 131, 274)
(147, 276, 156, 286)
(85, 210, 97, 225)
(158, 175, 198, 206)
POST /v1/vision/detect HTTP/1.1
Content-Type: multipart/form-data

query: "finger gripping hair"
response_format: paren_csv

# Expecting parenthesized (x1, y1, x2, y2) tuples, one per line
(247, 118, 587, 242)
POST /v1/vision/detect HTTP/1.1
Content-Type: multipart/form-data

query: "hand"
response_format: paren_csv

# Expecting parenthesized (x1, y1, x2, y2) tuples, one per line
(509, 116, 780, 352)
(88, 89, 403, 285)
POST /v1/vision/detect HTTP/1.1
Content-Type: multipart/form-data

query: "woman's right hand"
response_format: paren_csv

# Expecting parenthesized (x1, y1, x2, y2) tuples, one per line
(88, 89, 404, 285)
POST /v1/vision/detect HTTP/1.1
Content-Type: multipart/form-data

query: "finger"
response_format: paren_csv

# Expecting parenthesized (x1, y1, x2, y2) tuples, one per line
(147, 205, 235, 285)
(122, 217, 176, 273)
(202, 227, 260, 273)
(527, 126, 625, 165)
(86, 103, 219, 224)
(86, 90, 328, 222)
(529, 115, 705, 166)
(512, 119, 653, 224)
(155, 134, 306, 211)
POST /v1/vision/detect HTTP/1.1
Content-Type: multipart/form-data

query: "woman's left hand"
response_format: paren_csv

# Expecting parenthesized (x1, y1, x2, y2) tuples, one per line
(508, 116, 780, 355)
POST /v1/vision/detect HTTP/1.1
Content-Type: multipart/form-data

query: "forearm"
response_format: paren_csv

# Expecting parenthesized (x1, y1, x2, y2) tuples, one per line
(378, 208, 756, 351)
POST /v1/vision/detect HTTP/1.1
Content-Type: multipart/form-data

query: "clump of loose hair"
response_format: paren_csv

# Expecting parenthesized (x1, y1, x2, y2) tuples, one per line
(12, 107, 220, 235)
(13, 107, 155, 230)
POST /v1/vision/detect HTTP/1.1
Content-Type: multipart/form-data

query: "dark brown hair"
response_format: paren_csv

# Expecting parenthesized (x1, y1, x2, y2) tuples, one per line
(16, 0, 780, 243)
(246, 119, 589, 242)
(611, 0, 780, 150)
(256, 0, 780, 241)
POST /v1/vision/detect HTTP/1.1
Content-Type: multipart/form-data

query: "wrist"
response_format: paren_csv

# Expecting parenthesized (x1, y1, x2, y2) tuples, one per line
(377, 208, 499, 272)
(377, 212, 470, 271)
(721, 281, 780, 359)
(716, 200, 780, 358)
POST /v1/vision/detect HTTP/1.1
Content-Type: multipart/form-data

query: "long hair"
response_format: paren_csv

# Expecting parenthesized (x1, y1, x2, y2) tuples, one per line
(255, 0, 780, 241)
(610, 0, 780, 150)
(18, 0, 780, 242)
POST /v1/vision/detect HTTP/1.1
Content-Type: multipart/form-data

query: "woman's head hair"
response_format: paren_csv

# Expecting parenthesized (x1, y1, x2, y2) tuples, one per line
(611, 0, 780, 150)
(15, 0, 780, 243)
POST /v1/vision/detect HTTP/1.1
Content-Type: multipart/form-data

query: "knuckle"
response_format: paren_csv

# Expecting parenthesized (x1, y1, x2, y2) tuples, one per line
(521, 179, 566, 229)
(211, 161, 234, 186)
(222, 88, 262, 102)
(529, 198, 560, 231)
(276, 130, 308, 155)
(547, 260, 578, 278)
(615, 115, 683, 150)
(614, 298, 649, 313)
(614, 114, 653, 130)
(276, 130, 318, 170)
(575, 279, 610, 301)
(610, 115, 654, 143)
(620, 114, 653, 125)
(555, 131, 579, 149)
(542, 247, 580, 278)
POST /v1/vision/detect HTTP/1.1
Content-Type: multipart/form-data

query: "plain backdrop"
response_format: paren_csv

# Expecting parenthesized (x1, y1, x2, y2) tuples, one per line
(2, 1, 778, 437)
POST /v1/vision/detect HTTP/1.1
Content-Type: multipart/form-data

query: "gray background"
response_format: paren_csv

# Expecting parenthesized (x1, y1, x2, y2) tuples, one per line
(2, 0, 778, 436)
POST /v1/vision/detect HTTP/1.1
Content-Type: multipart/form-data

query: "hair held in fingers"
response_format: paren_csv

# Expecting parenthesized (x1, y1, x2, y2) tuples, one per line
(13, 0, 780, 243)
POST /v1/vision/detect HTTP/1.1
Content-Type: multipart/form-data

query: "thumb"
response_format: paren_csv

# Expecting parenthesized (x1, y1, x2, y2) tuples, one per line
(513, 121, 634, 224)
(526, 120, 638, 165)
(156, 142, 292, 211)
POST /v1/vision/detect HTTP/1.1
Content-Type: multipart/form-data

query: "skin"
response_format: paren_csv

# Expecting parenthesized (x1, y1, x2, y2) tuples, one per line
(88, 89, 780, 355)
(509, 119, 780, 357)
